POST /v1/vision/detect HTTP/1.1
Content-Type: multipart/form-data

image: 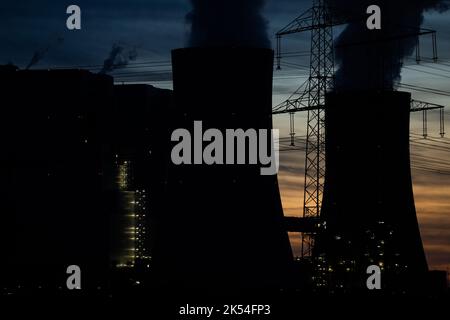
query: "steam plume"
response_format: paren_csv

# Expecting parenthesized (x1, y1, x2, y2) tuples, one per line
(186, 0, 271, 48)
(25, 37, 64, 70)
(326, 0, 448, 90)
(100, 44, 138, 74)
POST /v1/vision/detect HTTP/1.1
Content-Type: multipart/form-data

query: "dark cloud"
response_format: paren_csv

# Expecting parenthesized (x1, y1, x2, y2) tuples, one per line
(0, 0, 188, 68)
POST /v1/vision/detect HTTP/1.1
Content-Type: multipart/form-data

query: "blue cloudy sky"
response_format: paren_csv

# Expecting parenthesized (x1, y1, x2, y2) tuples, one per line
(1, 0, 449, 272)
(1, 1, 448, 97)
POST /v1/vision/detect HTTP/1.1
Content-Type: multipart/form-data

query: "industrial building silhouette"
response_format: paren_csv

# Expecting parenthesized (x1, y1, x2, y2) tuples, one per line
(110, 84, 172, 270)
(0, 68, 172, 290)
(0, 48, 447, 295)
(0, 68, 113, 289)
(315, 91, 429, 293)
(151, 48, 294, 291)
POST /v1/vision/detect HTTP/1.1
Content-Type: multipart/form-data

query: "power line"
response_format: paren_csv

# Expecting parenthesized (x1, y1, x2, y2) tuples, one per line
(404, 66, 450, 79)
(398, 83, 450, 97)
(278, 136, 450, 176)
(52, 60, 172, 70)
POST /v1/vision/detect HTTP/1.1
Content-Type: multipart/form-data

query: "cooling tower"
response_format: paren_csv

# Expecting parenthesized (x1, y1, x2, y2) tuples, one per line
(314, 91, 428, 293)
(152, 48, 294, 291)
(0, 69, 113, 289)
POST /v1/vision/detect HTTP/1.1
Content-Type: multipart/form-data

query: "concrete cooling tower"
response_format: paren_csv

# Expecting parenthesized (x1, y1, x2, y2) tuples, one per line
(151, 48, 294, 292)
(314, 91, 428, 293)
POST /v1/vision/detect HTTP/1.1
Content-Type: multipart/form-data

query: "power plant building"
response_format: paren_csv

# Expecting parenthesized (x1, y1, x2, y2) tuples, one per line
(0, 68, 114, 288)
(110, 84, 172, 269)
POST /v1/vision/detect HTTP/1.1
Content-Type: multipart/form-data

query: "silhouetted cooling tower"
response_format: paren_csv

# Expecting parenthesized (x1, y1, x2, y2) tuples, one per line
(152, 48, 293, 291)
(315, 91, 428, 293)
(110, 84, 172, 268)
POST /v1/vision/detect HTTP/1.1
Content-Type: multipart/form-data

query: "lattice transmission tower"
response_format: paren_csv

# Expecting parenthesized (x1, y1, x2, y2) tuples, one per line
(273, 0, 335, 258)
(273, 0, 443, 260)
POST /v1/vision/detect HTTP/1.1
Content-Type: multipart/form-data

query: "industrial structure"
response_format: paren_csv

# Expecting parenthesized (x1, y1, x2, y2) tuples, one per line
(275, 0, 447, 292)
(315, 91, 429, 293)
(110, 84, 172, 270)
(274, 0, 444, 261)
(151, 47, 294, 291)
(0, 68, 113, 289)
(112, 159, 149, 268)
(1, 0, 448, 295)
(274, 0, 335, 259)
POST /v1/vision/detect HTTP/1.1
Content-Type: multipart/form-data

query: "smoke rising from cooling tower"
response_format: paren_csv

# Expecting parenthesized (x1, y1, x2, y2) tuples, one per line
(186, 0, 271, 48)
(326, 0, 448, 90)
(25, 37, 64, 70)
(100, 44, 138, 74)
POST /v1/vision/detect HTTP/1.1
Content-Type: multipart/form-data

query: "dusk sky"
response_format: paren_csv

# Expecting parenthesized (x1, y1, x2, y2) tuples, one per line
(1, 0, 449, 273)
